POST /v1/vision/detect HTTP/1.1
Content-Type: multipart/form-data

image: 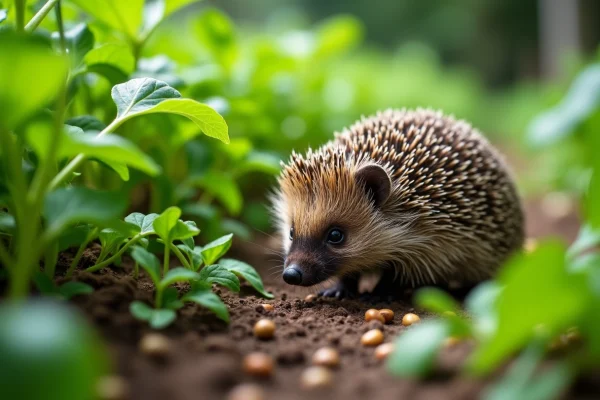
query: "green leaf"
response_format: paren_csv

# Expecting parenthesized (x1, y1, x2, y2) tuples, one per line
(66, 115, 106, 132)
(160, 267, 200, 288)
(170, 220, 200, 241)
(528, 64, 600, 147)
(200, 233, 233, 265)
(153, 206, 181, 242)
(84, 43, 135, 83)
(111, 78, 229, 143)
(98, 228, 127, 256)
(0, 9, 6, 23)
(32, 271, 58, 295)
(68, 0, 144, 39)
(130, 246, 161, 286)
(183, 287, 229, 323)
(465, 281, 501, 339)
(57, 224, 93, 251)
(190, 172, 241, 214)
(125, 212, 159, 234)
(469, 241, 588, 374)
(387, 319, 450, 377)
(53, 23, 94, 67)
(142, 0, 199, 34)
(414, 287, 460, 315)
(43, 188, 127, 240)
(219, 258, 274, 298)
(130, 300, 153, 321)
(149, 309, 176, 329)
(0, 211, 15, 233)
(163, 287, 184, 310)
(587, 169, 600, 229)
(235, 151, 281, 176)
(198, 264, 240, 292)
(58, 282, 94, 299)
(314, 15, 363, 59)
(0, 32, 68, 130)
(567, 224, 600, 259)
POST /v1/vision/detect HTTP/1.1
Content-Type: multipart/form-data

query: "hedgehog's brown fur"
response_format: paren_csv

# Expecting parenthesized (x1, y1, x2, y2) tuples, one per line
(273, 108, 524, 291)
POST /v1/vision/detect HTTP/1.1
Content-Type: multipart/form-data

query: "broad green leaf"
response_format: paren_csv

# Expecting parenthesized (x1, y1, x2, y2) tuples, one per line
(43, 188, 127, 239)
(150, 308, 176, 329)
(66, 115, 106, 132)
(200, 233, 233, 265)
(414, 287, 460, 315)
(153, 206, 181, 242)
(98, 229, 127, 256)
(160, 267, 200, 288)
(58, 282, 94, 299)
(465, 281, 501, 339)
(0, 32, 68, 129)
(163, 287, 184, 310)
(469, 241, 588, 374)
(183, 287, 229, 322)
(84, 43, 135, 84)
(125, 212, 159, 234)
(142, 0, 199, 35)
(130, 300, 153, 321)
(178, 245, 203, 271)
(170, 220, 200, 241)
(190, 172, 241, 214)
(387, 319, 450, 377)
(68, 0, 144, 39)
(130, 246, 161, 286)
(32, 271, 58, 295)
(57, 224, 93, 251)
(111, 78, 229, 143)
(219, 258, 274, 298)
(528, 64, 600, 147)
(52, 23, 94, 67)
(198, 264, 240, 292)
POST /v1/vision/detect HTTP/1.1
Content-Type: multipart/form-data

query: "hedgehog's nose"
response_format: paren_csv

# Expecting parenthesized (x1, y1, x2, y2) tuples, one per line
(283, 265, 303, 285)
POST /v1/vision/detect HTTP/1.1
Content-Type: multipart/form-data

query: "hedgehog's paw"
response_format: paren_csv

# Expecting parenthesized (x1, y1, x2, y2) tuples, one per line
(318, 280, 358, 299)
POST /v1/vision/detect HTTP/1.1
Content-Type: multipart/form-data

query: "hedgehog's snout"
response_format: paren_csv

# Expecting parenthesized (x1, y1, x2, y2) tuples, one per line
(282, 264, 303, 285)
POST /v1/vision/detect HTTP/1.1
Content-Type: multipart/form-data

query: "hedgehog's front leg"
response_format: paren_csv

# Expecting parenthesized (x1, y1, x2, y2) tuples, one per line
(318, 273, 360, 299)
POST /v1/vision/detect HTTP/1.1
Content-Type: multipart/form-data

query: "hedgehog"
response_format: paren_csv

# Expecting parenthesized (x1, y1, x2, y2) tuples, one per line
(272, 108, 524, 298)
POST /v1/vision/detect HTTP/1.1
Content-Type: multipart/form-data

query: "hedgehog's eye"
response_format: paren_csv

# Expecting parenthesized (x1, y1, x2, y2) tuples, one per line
(289, 227, 294, 241)
(326, 228, 345, 245)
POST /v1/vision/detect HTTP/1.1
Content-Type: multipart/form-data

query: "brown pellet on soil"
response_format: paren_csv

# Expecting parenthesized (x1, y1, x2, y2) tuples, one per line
(402, 313, 420, 326)
(300, 366, 334, 389)
(227, 383, 265, 400)
(304, 294, 317, 302)
(96, 376, 129, 400)
(253, 319, 276, 339)
(138, 333, 171, 358)
(243, 352, 274, 378)
(311, 347, 340, 368)
(364, 309, 385, 323)
(361, 329, 384, 346)
(378, 309, 394, 323)
(259, 304, 274, 312)
(374, 343, 395, 360)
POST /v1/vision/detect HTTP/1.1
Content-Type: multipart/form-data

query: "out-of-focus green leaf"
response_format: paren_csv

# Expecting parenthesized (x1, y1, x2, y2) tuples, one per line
(143, 0, 200, 36)
(58, 282, 94, 299)
(183, 287, 229, 322)
(414, 287, 460, 314)
(219, 258, 273, 298)
(0, 32, 68, 130)
(57, 225, 92, 251)
(191, 172, 241, 215)
(160, 267, 199, 288)
(130, 246, 161, 286)
(130, 301, 153, 320)
(465, 281, 501, 339)
(235, 151, 281, 176)
(162, 287, 184, 310)
(125, 212, 159, 235)
(150, 309, 176, 329)
(111, 78, 229, 143)
(199, 233, 232, 265)
(194, 8, 237, 69)
(52, 23, 94, 66)
(43, 188, 127, 239)
(66, 115, 106, 132)
(314, 15, 363, 59)
(469, 241, 588, 374)
(68, 0, 144, 39)
(197, 264, 240, 292)
(387, 319, 450, 377)
(84, 43, 135, 83)
(0, 9, 7, 23)
(0, 210, 15, 233)
(568, 224, 600, 260)
(528, 64, 600, 147)
(587, 169, 600, 230)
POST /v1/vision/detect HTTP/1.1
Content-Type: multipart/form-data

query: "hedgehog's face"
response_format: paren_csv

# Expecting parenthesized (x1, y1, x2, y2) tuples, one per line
(275, 162, 392, 287)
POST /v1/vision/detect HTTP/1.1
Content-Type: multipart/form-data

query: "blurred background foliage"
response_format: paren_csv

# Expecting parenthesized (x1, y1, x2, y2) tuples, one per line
(2, 0, 599, 240)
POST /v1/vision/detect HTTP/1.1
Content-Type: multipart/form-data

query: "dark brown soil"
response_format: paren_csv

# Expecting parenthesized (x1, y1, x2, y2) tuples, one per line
(56, 197, 594, 400)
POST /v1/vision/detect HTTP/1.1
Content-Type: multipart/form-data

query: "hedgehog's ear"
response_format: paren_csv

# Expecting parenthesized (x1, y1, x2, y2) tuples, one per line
(355, 164, 391, 207)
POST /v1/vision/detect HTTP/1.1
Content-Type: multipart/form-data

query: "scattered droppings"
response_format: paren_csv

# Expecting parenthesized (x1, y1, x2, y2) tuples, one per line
(378, 309, 394, 323)
(364, 320, 384, 332)
(365, 309, 385, 323)
(97, 375, 129, 400)
(254, 319, 276, 339)
(402, 313, 420, 326)
(227, 383, 265, 400)
(301, 366, 333, 389)
(312, 347, 340, 368)
(361, 329, 384, 346)
(139, 333, 171, 358)
(243, 352, 274, 378)
(260, 304, 274, 312)
(305, 294, 317, 302)
(374, 343, 395, 360)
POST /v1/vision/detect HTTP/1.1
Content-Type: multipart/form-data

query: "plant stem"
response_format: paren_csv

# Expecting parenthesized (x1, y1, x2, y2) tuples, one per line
(168, 243, 192, 270)
(66, 227, 98, 278)
(163, 244, 170, 277)
(48, 118, 123, 191)
(85, 232, 150, 272)
(24, 0, 59, 33)
(133, 261, 139, 279)
(155, 286, 163, 308)
(0, 240, 13, 270)
(14, 0, 26, 31)
(44, 240, 58, 278)
(53, 1, 66, 53)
